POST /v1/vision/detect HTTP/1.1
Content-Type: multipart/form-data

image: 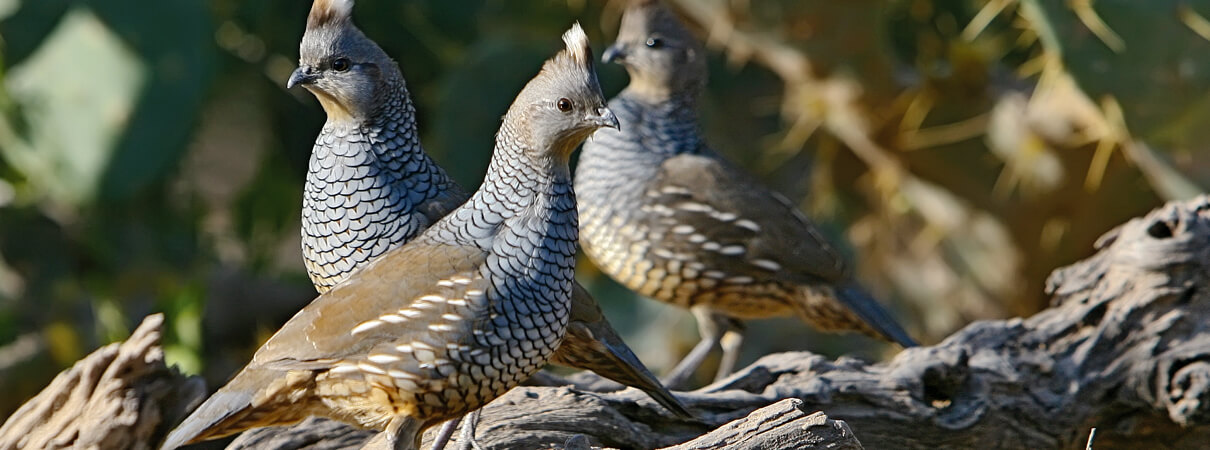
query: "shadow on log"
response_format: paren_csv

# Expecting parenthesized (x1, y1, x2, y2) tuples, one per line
(7, 197, 1210, 449)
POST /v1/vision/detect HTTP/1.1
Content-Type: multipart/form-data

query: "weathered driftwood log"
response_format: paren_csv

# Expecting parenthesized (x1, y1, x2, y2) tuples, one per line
(226, 196, 1210, 448)
(661, 398, 862, 450)
(8, 196, 1210, 449)
(228, 396, 864, 450)
(0, 314, 206, 450)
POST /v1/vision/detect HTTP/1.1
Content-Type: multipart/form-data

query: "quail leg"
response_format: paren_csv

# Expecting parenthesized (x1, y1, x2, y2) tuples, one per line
(456, 409, 484, 450)
(382, 416, 423, 450)
(715, 324, 745, 381)
(662, 307, 737, 390)
(429, 419, 460, 450)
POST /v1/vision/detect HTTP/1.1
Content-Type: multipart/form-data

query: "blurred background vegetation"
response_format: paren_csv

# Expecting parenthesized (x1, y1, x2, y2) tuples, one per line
(1, 0, 1208, 421)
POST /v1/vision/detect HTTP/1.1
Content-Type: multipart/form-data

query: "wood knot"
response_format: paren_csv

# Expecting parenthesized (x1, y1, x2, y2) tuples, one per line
(905, 347, 988, 429)
(1167, 359, 1210, 427)
(1147, 219, 1175, 240)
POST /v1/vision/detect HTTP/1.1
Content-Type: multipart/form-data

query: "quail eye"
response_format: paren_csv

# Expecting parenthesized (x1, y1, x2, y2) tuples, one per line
(331, 57, 351, 72)
(556, 98, 573, 112)
(646, 37, 663, 48)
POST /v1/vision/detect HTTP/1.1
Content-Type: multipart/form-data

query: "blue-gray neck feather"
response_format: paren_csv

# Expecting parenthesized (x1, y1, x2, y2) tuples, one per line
(576, 88, 704, 211)
(422, 119, 578, 311)
(301, 78, 461, 291)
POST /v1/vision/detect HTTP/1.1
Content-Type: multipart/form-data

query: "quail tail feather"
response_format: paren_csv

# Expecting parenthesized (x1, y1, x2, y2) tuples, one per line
(161, 368, 308, 449)
(551, 285, 692, 418)
(161, 381, 252, 449)
(834, 285, 917, 348)
(597, 332, 693, 418)
(555, 320, 692, 418)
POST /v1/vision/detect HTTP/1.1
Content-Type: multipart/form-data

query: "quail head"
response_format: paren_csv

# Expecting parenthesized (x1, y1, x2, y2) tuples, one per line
(602, 0, 707, 101)
(288, 0, 398, 121)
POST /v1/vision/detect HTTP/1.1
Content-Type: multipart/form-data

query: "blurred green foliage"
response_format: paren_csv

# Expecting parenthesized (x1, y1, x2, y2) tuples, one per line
(0, 0, 1207, 420)
(1029, 0, 1210, 148)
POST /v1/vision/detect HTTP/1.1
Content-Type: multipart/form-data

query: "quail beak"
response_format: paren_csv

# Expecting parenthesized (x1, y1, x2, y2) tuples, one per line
(287, 65, 320, 89)
(594, 106, 620, 130)
(602, 45, 626, 64)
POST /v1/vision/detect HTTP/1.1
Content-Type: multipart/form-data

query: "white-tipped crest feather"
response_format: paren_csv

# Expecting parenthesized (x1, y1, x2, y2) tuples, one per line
(308, 0, 354, 28)
(561, 22, 591, 68)
(527, 21, 598, 100)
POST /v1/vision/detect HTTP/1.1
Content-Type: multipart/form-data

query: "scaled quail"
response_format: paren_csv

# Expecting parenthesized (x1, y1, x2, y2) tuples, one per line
(283, 0, 689, 443)
(576, 0, 917, 389)
(162, 22, 619, 450)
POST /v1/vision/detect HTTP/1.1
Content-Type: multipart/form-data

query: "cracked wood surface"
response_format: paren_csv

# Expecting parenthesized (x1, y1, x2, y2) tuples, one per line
(0, 314, 206, 450)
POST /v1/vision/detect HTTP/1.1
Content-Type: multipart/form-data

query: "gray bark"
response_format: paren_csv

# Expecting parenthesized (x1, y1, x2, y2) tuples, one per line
(662, 399, 862, 450)
(8, 196, 1210, 449)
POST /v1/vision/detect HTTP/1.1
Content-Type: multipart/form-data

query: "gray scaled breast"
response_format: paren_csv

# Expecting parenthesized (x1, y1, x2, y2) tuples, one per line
(301, 79, 463, 293)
